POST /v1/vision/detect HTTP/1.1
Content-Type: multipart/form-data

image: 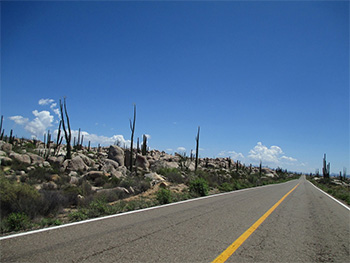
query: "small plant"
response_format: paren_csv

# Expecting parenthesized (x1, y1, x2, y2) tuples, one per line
(156, 188, 172, 204)
(4, 212, 31, 232)
(189, 177, 209, 196)
(157, 168, 184, 184)
(219, 182, 234, 192)
(68, 210, 89, 222)
(40, 218, 62, 227)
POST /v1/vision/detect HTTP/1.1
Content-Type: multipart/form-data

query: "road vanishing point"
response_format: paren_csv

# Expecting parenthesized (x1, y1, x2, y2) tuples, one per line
(1, 176, 349, 262)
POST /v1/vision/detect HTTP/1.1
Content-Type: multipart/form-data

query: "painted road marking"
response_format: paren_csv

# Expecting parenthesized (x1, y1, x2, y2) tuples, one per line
(212, 183, 300, 263)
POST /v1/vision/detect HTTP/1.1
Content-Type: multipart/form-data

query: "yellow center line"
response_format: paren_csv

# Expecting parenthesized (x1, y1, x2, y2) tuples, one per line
(212, 183, 300, 263)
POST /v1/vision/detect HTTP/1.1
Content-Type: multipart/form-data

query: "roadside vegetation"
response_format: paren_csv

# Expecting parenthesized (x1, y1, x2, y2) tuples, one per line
(0, 107, 301, 235)
(0, 165, 299, 234)
(307, 176, 350, 205)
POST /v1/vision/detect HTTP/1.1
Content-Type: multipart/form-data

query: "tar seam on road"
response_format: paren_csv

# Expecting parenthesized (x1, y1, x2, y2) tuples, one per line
(212, 183, 300, 263)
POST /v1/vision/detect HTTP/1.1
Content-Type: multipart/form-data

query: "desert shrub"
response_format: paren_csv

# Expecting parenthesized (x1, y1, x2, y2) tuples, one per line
(93, 175, 109, 187)
(68, 210, 89, 222)
(80, 180, 93, 197)
(27, 167, 52, 184)
(69, 198, 115, 221)
(121, 177, 151, 194)
(62, 185, 81, 206)
(3, 212, 31, 232)
(103, 177, 121, 189)
(189, 177, 209, 197)
(38, 190, 67, 216)
(40, 218, 62, 227)
(157, 168, 184, 184)
(120, 177, 135, 188)
(94, 190, 125, 203)
(219, 182, 234, 192)
(156, 188, 172, 204)
(9, 159, 29, 173)
(0, 176, 41, 218)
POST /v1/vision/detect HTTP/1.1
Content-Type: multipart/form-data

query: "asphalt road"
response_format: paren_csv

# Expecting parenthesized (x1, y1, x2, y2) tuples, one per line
(1, 176, 349, 262)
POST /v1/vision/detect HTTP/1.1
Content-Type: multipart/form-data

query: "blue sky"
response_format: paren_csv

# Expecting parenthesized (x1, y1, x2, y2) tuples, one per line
(1, 1, 349, 174)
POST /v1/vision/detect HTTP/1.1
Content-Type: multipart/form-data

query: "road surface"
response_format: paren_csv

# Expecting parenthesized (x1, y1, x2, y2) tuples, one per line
(1, 176, 349, 262)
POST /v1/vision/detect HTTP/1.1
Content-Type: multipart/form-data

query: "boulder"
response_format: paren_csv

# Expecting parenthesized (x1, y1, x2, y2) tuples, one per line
(0, 142, 12, 153)
(150, 160, 179, 171)
(108, 145, 124, 166)
(28, 153, 44, 165)
(63, 156, 88, 172)
(0, 156, 12, 166)
(9, 152, 31, 165)
(102, 159, 125, 178)
(47, 156, 65, 166)
(96, 187, 130, 196)
(0, 150, 7, 156)
(136, 154, 150, 171)
(102, 159, 119, 172)
(84, 171, 105, 181)
(69, 176, 79, 185)
(144, 172, 165, 182)
(77, 153, 95, 167)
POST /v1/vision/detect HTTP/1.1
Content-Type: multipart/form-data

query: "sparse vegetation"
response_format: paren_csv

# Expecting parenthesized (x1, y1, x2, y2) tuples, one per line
(0, 133, 303, 235)
(156, 188, 172, 204)
(308, 176, 350, 205)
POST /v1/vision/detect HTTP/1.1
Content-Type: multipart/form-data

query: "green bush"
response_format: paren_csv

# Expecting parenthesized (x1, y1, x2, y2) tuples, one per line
(4, 212, 31, 232)
(189, 177, 209, 196)
(68, 210, 89, 222)
(156, 188, 172, 204)
(40, 218, 62, 227)
(219, 182, 234, 192)
(0, 176, 40, 218)
(157, 168, 184, 184)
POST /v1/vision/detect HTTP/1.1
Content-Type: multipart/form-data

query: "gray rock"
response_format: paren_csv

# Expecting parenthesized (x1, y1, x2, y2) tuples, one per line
(136, 154, 150, 171)
(69, 176, 79, 185)
(96, 187, 130, 196)
(9, 152, 31, 165)
(28, 153, 45, 165)
(0, 156, 12, 166)
(0, 142, 12, 153)
(108, 145, 124, 166)
(63, 156, 88, 172)
(84, 171, 105, 181)
(0, 150, 7, 156)
(78, 153, 95, 167)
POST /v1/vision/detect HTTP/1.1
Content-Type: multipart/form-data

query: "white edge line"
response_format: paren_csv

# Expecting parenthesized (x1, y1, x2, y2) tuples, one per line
(307, 180, 350, 211)
(0, 179, 298, 241)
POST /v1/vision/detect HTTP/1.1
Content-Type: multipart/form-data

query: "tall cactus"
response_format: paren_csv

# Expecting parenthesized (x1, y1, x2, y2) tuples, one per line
(129, 104, 136, 173)
(142, 134, 147, 156)
(60, 98, 72, 160)
(0, 115, 3, 140)
(323, 153, 330, 178)
(54, 120, 63, 156)
(195, 126, 200, 172)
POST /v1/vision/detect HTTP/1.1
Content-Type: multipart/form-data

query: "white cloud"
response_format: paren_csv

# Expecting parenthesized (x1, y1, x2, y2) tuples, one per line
(281, 156, 297, 162)
(177, 147, 186, 153)
(218, 150, 245, 160)
(54, 129, 131, 147)
(38, 98, 54, 106)
(248, 142, 298, 166)
(25, 110, 54, 138)
(9, 116, 29, 125)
